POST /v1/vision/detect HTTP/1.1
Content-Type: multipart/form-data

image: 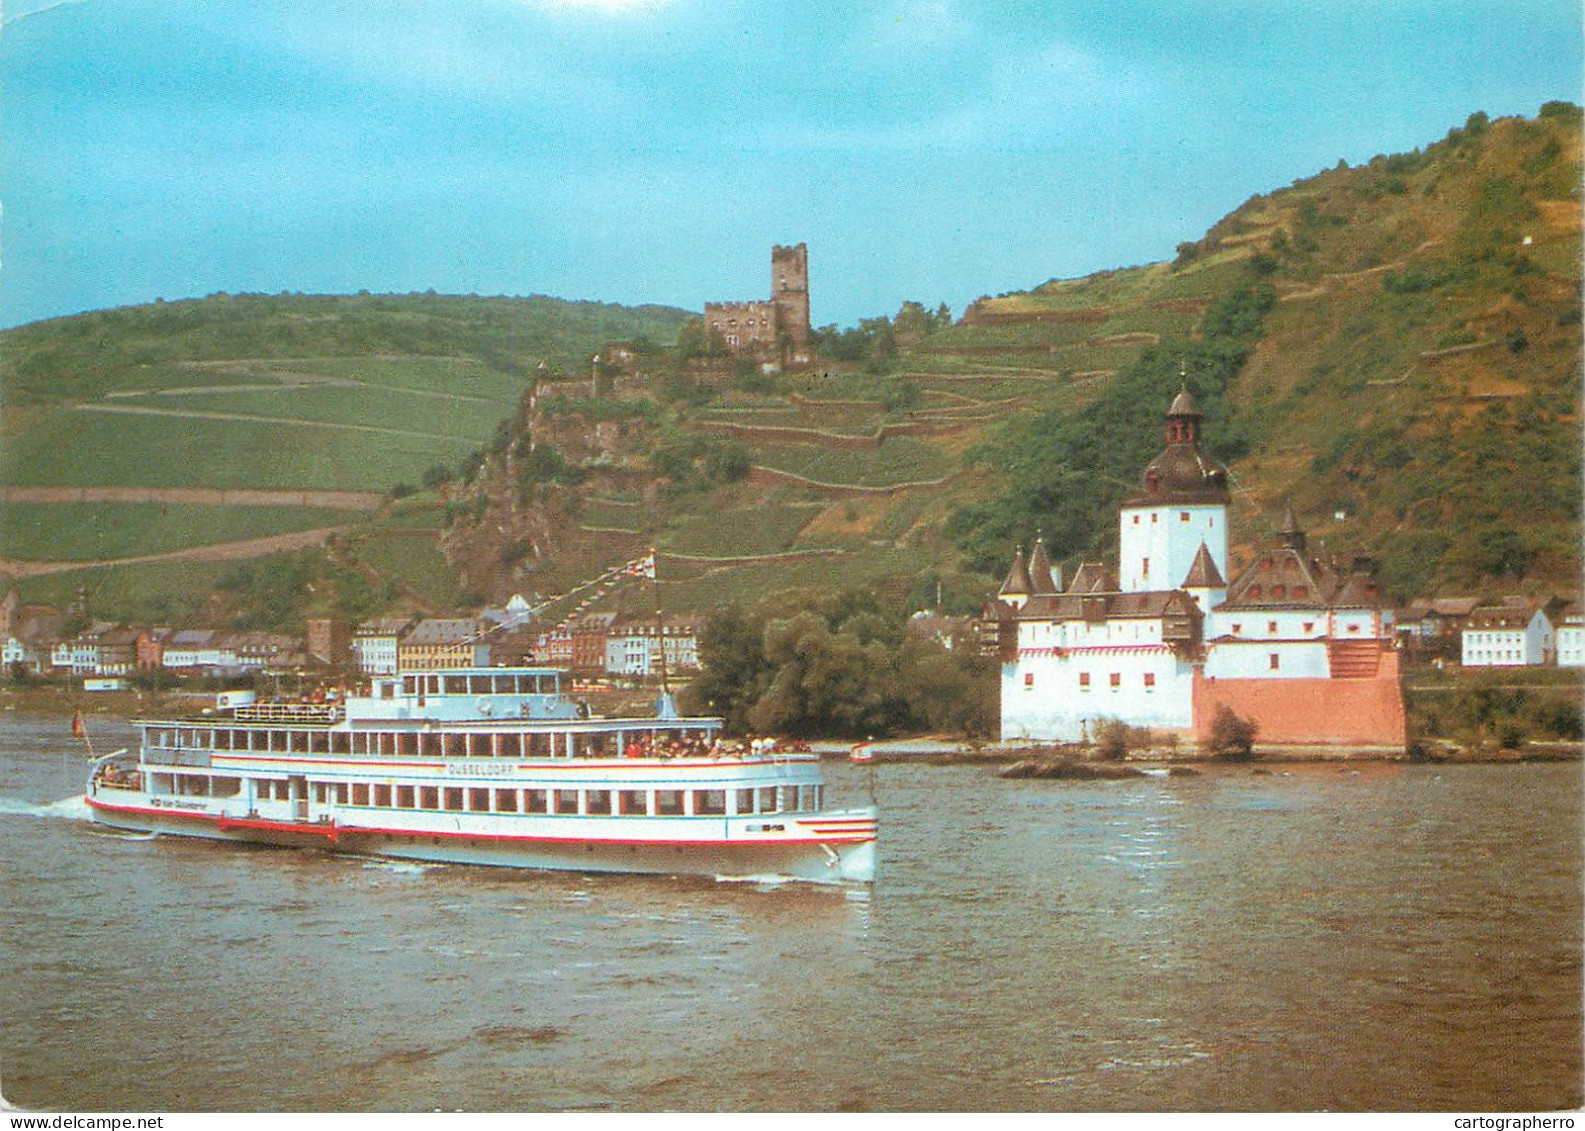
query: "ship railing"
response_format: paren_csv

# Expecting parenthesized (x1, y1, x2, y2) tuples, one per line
(231, 702, 345, 723)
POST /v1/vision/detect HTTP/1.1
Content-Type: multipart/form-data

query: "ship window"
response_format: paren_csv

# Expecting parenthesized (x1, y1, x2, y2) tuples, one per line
(759, 786, 777, 814)
(495, 789, 518, 813)
(498, 732, 521, 758)
(778, 785, 798, 812)
(798, 786, 816, 812)
(336, 783, 349, 804)
(586, 789, 612, 815)
(696, 790, 726, 816)
(352, 783, 370, 806)
(1348, 624, 1360, 634)
(399, 733, 418, 757)
(421, 786, 439, 809)
(656, 790, 684, 816)
(445, 788, 465, 812)
(403, 676, 417, 695)
(313, 782, 328, 803)
(1268, 621, 1278, 634)
(397, 785, 416, 808)
(735, 788, 756, 815)
(469, 788, 491, 812)
(1250, 586, 1262, 598)
(1270, 653, 1281, 670)
(553, 789, 578, 815)
(213, 776, 241, 798)
(1180, 512, 1190, 522)
(525, 789, 548, 814)
(1144, 673, 1156, 688)
(1024, 672, 1035, 688)
(619, 789, 647, 816)
(1079, 671, 1090, 688)
(1109, 672, 1121, 688)
(1294, 586, 1307, 599)
(1303, 622, 1315, 633)
(374, 784, 392, 807)
(1231, 624, 1242, 635)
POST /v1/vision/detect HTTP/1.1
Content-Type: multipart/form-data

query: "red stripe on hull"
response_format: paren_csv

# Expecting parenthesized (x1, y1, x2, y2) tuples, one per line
(87, 797, 876, 848)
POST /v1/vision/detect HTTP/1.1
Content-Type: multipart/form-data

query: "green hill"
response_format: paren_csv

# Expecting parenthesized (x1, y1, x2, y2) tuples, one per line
(3, 105, 1579, 632)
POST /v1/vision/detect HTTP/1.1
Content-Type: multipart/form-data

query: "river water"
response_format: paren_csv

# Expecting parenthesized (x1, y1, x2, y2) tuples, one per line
(0, 713, 1579, 1112)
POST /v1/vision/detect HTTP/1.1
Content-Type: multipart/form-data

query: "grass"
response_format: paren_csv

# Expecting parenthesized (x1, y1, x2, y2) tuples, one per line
(346, 530, 461, 607)
(655, 544, 921, 612)
(0, 504, 351, 562)
(659, 503, 820, 557)
(12, 558, 237, 625)
(104, 384, 507, 436)
(748, 437, 954, 487)
(1, 410, 482, 491)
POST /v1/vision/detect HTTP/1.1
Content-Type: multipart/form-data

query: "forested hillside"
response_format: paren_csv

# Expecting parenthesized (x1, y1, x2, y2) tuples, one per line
(2, 105, 1578, 633)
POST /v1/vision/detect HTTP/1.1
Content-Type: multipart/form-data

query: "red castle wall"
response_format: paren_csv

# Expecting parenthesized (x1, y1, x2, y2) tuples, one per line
(1191, 649, 1407, 750)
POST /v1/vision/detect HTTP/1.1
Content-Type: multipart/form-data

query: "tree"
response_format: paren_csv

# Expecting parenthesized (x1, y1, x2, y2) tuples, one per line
(1206, 706, 1258, 760)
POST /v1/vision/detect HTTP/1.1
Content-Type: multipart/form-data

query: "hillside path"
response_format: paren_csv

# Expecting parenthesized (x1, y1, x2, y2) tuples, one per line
(74, 403, 464, 441)
(0, 526, 355, 578)
(1, 486, 386, 509)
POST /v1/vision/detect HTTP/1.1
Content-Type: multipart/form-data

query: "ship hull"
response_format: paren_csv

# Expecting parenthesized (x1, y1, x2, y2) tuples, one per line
(86, 794, 877, 885)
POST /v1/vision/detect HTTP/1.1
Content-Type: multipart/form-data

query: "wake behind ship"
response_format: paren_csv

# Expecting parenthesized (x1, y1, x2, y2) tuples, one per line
(85, 667, 877, 885)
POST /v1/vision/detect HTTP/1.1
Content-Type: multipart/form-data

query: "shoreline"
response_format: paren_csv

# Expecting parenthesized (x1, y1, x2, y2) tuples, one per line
(5, 688, 1577, 766)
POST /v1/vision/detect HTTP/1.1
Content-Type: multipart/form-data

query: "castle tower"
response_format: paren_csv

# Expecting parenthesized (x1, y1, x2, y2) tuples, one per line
(1118, 389, 1230, 594)
(770, 243, 811, 356)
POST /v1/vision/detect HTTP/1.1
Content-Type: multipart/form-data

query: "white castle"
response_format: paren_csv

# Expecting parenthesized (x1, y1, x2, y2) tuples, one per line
(988, 390, 1406, 751)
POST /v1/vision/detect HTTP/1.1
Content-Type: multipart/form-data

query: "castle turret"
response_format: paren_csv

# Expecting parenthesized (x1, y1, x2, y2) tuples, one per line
(999, 545, 1032, 610)
(1118, 389, 1230, 594)
(1181, 541, 1227, 615)
(1027, 538, 1059, 595)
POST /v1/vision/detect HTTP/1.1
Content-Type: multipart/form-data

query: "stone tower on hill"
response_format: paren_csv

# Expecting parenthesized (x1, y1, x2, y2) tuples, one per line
(770, 243, 811, 356)
(704, 243, 814, 369)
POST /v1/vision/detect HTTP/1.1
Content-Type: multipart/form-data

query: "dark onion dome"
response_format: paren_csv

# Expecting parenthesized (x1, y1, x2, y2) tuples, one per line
(1124, 389, 1230, 507)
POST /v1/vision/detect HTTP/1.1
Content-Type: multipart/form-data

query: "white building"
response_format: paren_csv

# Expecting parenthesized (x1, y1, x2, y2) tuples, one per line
(990, 390, 1405, 750)
(1556, 604, 1584, 668)
(1462, 605, 1555, 667)
(353, 619, 410, 675)
(605, 616, 701, 678)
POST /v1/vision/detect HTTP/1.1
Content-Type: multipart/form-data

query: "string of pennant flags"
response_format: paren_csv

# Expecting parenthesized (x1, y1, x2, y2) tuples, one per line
(466, 550, 658, 646)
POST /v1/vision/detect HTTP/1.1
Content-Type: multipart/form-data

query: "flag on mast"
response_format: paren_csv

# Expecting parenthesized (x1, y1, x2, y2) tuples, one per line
(71, 711, 86, 739)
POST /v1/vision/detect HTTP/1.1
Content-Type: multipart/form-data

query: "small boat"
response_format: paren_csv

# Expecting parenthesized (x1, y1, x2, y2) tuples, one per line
(85, 667, 876, 885)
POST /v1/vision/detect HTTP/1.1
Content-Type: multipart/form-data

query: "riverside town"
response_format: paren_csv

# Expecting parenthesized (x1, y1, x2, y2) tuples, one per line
(1, 35, 1580, 1115)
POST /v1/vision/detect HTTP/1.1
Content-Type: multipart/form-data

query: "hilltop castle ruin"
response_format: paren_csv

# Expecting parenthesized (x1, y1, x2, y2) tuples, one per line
(704, 243, 813, 368)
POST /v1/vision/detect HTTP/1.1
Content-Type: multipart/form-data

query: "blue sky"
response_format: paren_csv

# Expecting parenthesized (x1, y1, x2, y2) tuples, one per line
(2, 0, 1580, 330)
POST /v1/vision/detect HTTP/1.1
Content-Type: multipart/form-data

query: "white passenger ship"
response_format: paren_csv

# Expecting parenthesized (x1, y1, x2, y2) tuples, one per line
(85, 667, 877, 885)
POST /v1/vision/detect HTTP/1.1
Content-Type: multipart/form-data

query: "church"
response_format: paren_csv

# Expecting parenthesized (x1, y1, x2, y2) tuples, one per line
(988, 390, 1407, 752)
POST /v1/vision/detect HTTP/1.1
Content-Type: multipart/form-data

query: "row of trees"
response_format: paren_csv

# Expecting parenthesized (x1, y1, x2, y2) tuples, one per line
(678, 588, 996, 739)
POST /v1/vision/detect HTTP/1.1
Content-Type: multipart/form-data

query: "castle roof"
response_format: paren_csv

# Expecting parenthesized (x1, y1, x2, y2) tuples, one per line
(1016, 587, 1199, 623)
(1027, 539, 1058, 595)
(1221, 513, 1384, 611)
(1124, 392, 1230, 507)
(999, 546, 1032, 598)
(1066, 562, 1115, 594)
(1181, 542, 1226, 589)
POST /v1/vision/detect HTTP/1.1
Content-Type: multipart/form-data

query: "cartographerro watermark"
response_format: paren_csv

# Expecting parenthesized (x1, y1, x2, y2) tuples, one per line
(1454, 1119, 1575, 1130)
